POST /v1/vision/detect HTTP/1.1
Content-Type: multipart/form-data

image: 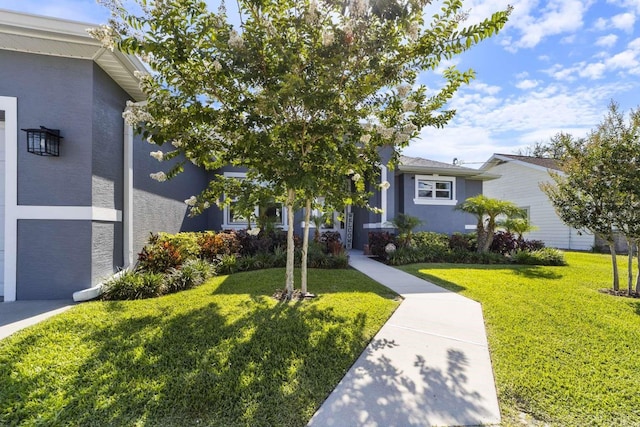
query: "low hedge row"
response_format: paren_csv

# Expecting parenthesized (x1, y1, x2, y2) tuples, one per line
(370, 231, 566, 267)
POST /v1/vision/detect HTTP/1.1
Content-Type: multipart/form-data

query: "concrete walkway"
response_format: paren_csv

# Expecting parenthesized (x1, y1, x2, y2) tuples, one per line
(308, 251, 501, 427)
(0, 300, 75, 340)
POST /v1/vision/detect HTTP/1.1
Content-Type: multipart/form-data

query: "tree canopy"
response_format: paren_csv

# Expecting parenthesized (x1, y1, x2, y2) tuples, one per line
(541, 102, 640, 292)
(95, 0, 511, 294)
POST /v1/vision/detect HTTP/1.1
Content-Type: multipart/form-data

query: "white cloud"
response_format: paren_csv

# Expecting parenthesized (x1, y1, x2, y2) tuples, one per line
(515, 79, 540, 90)
(594, 17, 609, 31)
(404, 79, 637, 165)
(579, 62, 607, 79)
(606, 49, 639, 70)
(595, 34, 619, 47)
(509, 0, 590, 50)
(611, 12, 636, 32)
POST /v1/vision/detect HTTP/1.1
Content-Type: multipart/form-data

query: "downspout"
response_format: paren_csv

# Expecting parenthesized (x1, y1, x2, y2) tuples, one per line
(73, 108, 135, 302)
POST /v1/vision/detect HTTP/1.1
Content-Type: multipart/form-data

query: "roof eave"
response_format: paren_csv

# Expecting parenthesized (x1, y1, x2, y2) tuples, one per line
(0, 8, 147, 102)
(397, 165, 500, 181)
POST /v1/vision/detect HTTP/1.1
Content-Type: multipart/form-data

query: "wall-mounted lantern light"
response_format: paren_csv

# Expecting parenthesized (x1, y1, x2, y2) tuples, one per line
(21, 126, 62, 156)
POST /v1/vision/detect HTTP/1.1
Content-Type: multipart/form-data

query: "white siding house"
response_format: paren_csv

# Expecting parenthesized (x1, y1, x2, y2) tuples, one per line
(480, 154, 594, 251)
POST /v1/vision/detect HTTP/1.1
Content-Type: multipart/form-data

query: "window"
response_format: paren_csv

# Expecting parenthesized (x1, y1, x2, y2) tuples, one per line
(414, 175, 457, 205)
(222, 172, 287, 229)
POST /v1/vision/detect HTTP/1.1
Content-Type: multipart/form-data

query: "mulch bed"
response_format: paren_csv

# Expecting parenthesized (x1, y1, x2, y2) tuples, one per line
(598, 289, 640, 298)
(272, 289, 317, 302)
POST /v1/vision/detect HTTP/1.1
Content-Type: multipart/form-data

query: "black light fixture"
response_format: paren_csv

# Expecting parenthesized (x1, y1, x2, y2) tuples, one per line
(21, 126, 62, 156)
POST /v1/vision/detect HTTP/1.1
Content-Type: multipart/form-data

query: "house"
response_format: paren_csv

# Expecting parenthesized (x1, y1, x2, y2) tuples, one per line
(0, 9, 497, 301)
(0, 9, 211, 301)
(346, 154, 497, 249)
(480, 153, 594, 250)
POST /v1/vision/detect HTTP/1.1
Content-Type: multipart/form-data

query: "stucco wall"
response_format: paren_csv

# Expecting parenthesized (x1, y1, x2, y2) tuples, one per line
(92, 63, 125, 211)
(399, 172, 480, 235)
(132, 133, 210, 256)
(0, 50, 94, 206)
(17, 220, 91, 300)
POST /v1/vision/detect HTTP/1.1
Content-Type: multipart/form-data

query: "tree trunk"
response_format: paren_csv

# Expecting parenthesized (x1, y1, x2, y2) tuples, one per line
(476, 219, 486, 253)
(301, 198, 311, 295)
(285, 188, 296, 297)
(627, 238, 634, 295)
(635, 239, 640, 294)
(609, 242, 619, 291)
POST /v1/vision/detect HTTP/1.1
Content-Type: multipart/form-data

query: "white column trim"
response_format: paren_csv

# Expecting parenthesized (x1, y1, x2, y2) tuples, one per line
(380, 164, 388, 224)
(2, 96, 17, 302)
(123, 121, 134, 268)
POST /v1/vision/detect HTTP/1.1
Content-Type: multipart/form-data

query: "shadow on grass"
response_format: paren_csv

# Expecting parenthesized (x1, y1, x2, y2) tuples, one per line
(0, 289, 373, 426)
(212, 268, 399, 300)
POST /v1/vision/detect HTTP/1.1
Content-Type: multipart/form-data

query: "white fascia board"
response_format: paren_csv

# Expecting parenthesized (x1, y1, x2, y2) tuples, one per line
(483, 154, 565, 176)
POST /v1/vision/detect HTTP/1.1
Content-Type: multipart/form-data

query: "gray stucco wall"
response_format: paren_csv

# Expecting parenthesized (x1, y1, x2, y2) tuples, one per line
(132, 133, 210, 255)
(92, 63, 125, 211)
(17, 220, 91, 300)
(0, 50, 94, 206)
(399, 173, 481, 235)
(92, 221, 123, 286)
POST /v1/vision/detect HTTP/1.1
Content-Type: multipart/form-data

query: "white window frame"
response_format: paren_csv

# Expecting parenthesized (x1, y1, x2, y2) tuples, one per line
(221, 172, 288, 230)
(413, 174, 457, 206)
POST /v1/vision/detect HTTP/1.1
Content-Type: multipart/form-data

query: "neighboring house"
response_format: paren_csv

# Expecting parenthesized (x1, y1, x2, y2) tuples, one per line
(0, 10, 497, 301)
(480, 153, 594, 250)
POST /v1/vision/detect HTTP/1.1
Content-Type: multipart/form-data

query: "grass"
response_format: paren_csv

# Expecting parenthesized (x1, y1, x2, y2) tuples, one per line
(0, 268, 399, 426)
(398, 251, 640, 426)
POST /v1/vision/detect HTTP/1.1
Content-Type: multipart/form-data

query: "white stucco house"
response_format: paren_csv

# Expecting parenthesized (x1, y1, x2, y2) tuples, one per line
(480, 154, 595, 251)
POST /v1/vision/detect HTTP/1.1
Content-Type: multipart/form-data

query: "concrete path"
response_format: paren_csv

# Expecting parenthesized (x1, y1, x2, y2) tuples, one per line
(0, 300, 75, 340)
(308, 251, 501, 427)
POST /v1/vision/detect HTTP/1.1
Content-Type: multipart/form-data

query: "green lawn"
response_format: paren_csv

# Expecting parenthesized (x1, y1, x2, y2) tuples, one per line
(0, 269, 399, 426)
(398, 251, 640, 427)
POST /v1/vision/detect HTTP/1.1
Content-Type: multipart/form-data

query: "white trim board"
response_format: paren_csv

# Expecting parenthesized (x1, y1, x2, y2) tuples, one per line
(1, 96, 17, 302)
(14, 206, 122, 222)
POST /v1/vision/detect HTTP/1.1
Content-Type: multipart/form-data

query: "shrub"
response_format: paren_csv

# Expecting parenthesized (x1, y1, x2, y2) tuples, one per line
(449, 233, 477, 252)
(137, 232, 201, 273)
(490, 231, 519, 254)
(320, 231, 342, 254)
(235, 229, 271, 256)
(512, 248, 567, 266)
(166, 259, 216, 293)
(520, 239, 545, 251)
(368, 231, 395, 259)
(216, 253, 238, 274)
(102, 270, 166, 300)
(490, 231, 546, 254)
(387, 246, 425, 265)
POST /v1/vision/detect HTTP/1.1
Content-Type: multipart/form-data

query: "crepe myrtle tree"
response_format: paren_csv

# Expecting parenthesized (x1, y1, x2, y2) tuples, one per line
(540, 110, 635, 293)
(95, 0, 511, 296)
(543, 103, 640, 294)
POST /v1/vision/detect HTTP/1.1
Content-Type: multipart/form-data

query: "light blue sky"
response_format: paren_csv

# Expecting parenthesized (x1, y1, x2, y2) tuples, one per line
(1, 0, 639, 166)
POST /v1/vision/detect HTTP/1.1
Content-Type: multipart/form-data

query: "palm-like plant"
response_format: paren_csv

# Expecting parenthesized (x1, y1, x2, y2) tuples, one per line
(456, 195, 525, 253)
(497, 217, 537, 240)
(391, 213, 423, 247)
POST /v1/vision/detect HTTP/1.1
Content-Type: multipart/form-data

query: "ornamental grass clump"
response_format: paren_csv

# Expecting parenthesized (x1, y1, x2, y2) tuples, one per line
(102, 270, 166, 300)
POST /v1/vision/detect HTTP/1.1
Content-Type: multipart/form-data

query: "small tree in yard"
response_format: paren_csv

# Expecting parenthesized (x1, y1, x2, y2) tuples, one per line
(96, 0, 510, 297)
(456, 195, 524, 253)
(541, 103, 640, 293)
